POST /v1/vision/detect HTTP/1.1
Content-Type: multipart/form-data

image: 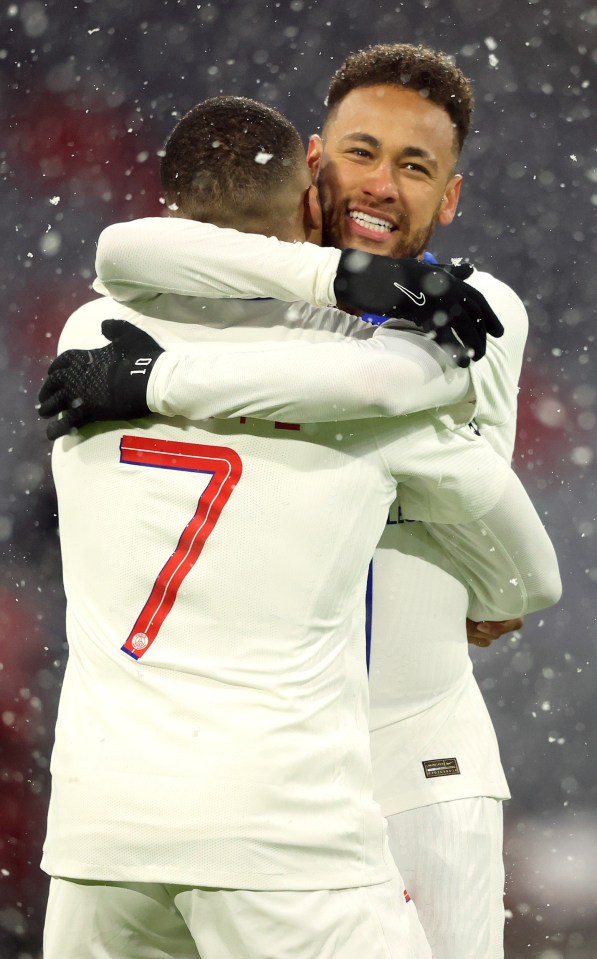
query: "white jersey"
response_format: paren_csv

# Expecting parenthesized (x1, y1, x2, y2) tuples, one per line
(93, 218, 552, 817)
(43, 293, 521, 889)
(368, 256, 528, 814)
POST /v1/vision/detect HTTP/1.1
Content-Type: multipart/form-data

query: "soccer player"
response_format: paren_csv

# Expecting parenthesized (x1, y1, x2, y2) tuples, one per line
(84, 45, 538, 958)
(39, 96, 561, 959)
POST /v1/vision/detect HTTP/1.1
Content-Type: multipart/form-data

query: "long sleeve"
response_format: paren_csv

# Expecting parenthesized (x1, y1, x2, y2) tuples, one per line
(466, 271, 528, 462)
(423, 468, 562, 620)
(94, 217, 341, 308)
(92, 216, 557, 623)
(93, 218, 522, 437)
(415, 272, 534, 620)
(147, 328, 472, 424)
(379, 410, 561, 619)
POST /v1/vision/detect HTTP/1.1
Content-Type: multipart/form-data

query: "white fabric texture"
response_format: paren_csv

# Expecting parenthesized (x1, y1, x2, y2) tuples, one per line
(94, 216, 342, 307)
(43, 294, 521, 888)
(44, 875, 432, 959)
(386, 798, 505, 959)
(91, 218, 558, 820)
(85, 215, 556, 959)
(147, 325, 473, 426)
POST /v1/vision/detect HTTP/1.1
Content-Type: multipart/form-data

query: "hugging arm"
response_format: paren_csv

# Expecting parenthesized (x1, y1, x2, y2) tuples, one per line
(423, 469, 562, 621)
(147, 327, 472, 423)
(390, 425, 561, 622)
(94, 218, 340, 307)
(95, 218, 502, 365)
(38, 320, 473, 439)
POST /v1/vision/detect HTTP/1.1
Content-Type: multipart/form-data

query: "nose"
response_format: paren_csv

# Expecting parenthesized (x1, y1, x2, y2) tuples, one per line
(361, 161, 399, 202)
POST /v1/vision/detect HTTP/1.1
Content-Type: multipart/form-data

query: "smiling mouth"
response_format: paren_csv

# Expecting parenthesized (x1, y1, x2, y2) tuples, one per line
(348, 211, 395, 234)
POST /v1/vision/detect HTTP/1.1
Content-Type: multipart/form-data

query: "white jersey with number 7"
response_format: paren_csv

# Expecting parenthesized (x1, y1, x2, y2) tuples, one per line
(41, 292, 528, 891)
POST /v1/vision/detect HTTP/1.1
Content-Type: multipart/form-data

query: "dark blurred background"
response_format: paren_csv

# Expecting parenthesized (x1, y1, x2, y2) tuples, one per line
(0, 1, 595, 956)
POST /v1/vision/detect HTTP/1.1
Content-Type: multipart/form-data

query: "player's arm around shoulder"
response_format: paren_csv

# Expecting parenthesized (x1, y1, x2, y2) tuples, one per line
(93, 216, 340, 307)
(148, 325, 473, 424)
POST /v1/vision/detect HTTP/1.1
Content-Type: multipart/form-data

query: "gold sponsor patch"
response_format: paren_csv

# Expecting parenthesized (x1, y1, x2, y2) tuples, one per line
(422, 757, 461, 779)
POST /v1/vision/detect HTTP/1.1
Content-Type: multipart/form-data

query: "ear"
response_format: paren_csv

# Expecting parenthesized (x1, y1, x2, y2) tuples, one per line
(303, 183, 322, 244)
(438, 174, 462, 226)
(306, 134, 323, 183)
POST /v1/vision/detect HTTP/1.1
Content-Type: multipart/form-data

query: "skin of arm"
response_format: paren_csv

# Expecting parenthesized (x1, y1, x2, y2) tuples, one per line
(466, 617, 524, 648)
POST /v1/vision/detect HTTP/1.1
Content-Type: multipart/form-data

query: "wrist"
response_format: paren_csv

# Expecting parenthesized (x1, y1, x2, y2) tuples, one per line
(146, 351, 175, 416)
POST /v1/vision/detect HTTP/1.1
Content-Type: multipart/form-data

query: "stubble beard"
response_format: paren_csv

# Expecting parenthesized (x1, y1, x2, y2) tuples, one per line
(321, 191, 441, 261)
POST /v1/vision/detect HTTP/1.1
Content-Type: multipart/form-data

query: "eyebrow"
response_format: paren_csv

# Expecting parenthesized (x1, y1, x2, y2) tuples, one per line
(339, 133, 439, 170)
(338, 132, 382, 149)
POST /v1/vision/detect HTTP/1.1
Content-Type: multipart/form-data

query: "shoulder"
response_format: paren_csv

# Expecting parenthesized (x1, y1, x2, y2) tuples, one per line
(57, 296, 131, 353)
(466, 269, 529, 403)
(466, 270, 528, 337)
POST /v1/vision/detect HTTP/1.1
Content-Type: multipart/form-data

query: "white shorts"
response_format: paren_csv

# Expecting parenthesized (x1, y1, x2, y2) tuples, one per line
(386, 797, 505, 959)
(44, 874, 432, 959)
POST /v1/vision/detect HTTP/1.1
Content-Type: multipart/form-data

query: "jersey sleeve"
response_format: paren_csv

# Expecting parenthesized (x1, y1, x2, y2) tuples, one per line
(386, 420, 561, 618)
(395, 272, 534, 621)
(424, 468, 561, 619)
(93, 217, 341, 309)
(465, 271, 528, 462)
(147, 327, 473, 424)
(381, 414, 513, 524)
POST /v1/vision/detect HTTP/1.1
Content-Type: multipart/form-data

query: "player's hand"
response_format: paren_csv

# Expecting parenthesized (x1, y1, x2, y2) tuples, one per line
(38, 320, 164, 440)
(466, 617, 524, 648)
(333, 251, 504, 368)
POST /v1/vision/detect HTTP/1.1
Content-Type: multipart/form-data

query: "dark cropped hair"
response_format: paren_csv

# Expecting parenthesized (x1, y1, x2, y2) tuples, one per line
(325, 43, 474, 154)
(160, 96, 307, 226)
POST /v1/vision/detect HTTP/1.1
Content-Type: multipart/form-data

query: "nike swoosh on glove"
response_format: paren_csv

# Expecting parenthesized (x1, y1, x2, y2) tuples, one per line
(333, 250, 504, 368)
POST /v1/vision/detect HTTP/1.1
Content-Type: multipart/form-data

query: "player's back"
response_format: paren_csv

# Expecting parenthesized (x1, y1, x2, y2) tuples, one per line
(44, 296, 401, 891)
(44, 291, 512, 889)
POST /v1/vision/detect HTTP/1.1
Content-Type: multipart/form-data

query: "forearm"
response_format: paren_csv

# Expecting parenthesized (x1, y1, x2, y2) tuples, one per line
(93, 217, 340, 307)
(424, 470, 562, 619)
(147, 331, 472, 423)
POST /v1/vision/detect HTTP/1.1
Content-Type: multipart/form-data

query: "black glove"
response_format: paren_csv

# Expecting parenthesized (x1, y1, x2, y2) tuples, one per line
(38, 320, 164, 440)
(333, 250, 504, 368)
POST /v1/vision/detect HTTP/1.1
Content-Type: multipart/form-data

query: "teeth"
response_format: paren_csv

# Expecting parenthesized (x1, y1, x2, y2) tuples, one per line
(349, 211, 393, 233)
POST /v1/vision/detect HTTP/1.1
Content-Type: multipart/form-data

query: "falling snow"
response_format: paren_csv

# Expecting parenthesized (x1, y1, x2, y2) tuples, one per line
(0, 1, 595, 956)
(254, 150, 274, 164)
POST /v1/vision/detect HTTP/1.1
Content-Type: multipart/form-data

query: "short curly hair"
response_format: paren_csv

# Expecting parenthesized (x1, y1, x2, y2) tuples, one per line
(161, 96, 307, 228)
(325, 43, 474, 154)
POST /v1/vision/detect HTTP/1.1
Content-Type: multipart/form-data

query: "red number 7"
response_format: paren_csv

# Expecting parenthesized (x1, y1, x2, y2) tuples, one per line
(119, 435, 242, 661)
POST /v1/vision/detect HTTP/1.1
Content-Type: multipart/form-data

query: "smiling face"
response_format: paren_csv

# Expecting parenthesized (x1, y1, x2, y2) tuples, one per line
(307, 84, 463, 259)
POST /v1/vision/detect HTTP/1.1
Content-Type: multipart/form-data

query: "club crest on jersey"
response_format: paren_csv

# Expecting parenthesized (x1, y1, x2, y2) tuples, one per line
(131, 632, 149, 651)
(422, 757, 461, 779)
